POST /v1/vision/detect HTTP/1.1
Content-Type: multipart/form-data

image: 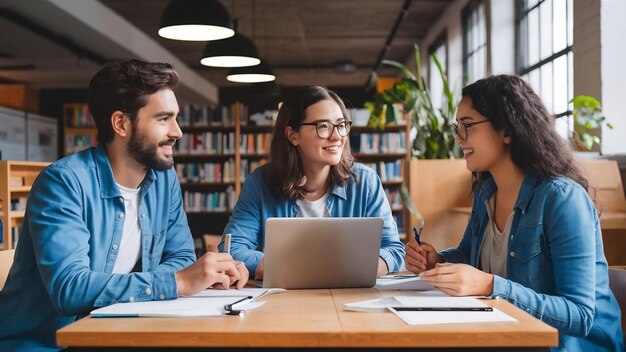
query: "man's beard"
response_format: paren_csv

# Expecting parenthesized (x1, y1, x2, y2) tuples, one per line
(127, 128, 175, 171)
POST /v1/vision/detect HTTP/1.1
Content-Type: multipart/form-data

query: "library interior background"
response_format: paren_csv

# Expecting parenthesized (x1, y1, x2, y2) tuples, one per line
(0, 0, 625, 268)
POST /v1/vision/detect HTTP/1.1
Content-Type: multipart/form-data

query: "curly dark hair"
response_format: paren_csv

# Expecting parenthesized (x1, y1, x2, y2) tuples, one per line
(88, 59, 179, 144)
(462, 75, 588, 191)
(269, 85, 354, 200)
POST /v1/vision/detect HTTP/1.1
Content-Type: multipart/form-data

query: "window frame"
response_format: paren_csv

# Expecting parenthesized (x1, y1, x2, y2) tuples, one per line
(462, 0, 489, 85)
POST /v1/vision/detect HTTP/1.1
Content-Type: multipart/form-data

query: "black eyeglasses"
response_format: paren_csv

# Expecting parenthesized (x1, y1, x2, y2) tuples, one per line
(452, 119, 490, 141)
(300, 120, 352, 139)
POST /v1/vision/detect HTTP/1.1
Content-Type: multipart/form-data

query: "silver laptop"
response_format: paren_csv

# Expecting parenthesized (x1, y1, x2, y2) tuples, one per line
(263, 217, 383, 289)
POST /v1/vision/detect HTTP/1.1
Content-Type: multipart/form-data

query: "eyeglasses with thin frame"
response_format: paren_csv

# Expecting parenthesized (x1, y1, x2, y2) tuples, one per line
(300, 120, 352, 139)
(452, 119, 490, 141)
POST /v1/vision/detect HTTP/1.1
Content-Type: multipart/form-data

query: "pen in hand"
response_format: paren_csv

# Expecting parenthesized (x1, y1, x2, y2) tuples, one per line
(223, 233, 232, 254)
(412, 220, 424, 245)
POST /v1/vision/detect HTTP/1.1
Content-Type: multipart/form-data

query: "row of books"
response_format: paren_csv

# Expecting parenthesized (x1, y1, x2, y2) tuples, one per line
(240, 158, 268, 181)
(176, 160, 236, 183)
(349, 132, 406, 154)
(10, 197, 27, 211)
(65, 134, 97, 154)
(240, 133, 271, 154)
(384, 187, 403, 210)
(0, 226, 21, 248)
(362, 160, 404, 182)
(178, 104, 246, 127)
(64, 105, 94, 128)
(183, 187, 235, 213)
(174, 132, 236, 155)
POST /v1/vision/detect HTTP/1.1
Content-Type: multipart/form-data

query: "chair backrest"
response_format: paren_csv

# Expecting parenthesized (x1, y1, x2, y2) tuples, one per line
(609, 266, 626, 336)
(577, 159, 626, 214)
(0, 249, 15, 290)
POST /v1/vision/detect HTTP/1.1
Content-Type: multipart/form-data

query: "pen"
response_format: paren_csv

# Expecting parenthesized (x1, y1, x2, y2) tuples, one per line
(391, 307, 493, 312)
(223, 233, 231, 254)
(224, 295, 254, 315)
(413, 220, 424, 245)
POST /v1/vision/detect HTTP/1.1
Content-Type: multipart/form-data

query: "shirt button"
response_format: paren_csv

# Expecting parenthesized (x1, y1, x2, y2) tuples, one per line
(160, 294, 165, 300)
(145, 287, 152, 295)
(149, 253, 152, 259)
(141, 214, 146, 218)
(129, 296, 135, 302)
(510, 235, 514, 240)
(112, 244, 118, 250)
(118, 213, 124, 219)
(510, 251, 515, 257)
(119, 198, 124, 203)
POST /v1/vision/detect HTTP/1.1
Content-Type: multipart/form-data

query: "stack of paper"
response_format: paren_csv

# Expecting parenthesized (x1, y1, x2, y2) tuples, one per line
(90, 288, 285, 317)
(344, 295, 517, 325)
(375, 274, 438, 291)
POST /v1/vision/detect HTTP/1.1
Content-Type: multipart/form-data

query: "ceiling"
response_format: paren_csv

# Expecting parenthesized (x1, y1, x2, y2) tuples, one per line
(0, 0, 453, 91)
(101, 0, 452, 87)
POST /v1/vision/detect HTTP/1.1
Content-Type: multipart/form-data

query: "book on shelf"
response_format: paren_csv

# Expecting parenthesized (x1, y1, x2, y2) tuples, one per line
(64, 104, 94, 128)
(240, 158, 268, 182)
(12, 225, 21, 249)
(362, 160, 404, 182)
(178, 104, 240, 127)
(10, 197, 27, 211)
(240, 133, 271, 154)
(183, 186, 235, 213)
(384, 187, 403, 210)
(175, 132, 235, 155)
(176, 160, 236, 183)
(349, 132, 406, 154)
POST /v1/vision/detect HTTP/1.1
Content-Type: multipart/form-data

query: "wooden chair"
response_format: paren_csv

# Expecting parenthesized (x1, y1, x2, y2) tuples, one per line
(0, 249, 15, 290)
(577, 159, 626, 265)
(609, 266, 626, 338)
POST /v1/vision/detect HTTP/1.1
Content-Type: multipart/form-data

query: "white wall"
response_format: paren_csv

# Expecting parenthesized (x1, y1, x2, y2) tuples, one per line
(599, 0, 626, 155)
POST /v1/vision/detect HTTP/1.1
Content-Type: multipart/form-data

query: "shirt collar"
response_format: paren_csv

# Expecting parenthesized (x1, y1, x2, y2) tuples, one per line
(477, 173, 539, 214)
(94, 143, 157, 199)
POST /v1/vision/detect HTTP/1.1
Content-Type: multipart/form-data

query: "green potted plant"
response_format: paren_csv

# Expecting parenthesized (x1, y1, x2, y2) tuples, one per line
(570, 95, 613, 152)
(365, 45, 471, 249)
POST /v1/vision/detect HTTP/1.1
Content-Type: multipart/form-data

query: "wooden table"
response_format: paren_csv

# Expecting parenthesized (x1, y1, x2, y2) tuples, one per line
(57, 288, 558, 350)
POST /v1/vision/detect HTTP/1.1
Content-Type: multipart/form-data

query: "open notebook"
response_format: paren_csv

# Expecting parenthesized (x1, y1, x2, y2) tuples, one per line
(90, 288, 284, 317)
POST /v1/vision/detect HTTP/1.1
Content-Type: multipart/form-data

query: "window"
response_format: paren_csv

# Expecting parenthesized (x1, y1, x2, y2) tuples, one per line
(516, 0, 573, 137)
(428, 34, 448, 112)
(462, 0, 487, 85)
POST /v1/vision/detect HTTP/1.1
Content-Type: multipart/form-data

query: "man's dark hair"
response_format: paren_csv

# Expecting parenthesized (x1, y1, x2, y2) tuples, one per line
(87, 59, 179, 143)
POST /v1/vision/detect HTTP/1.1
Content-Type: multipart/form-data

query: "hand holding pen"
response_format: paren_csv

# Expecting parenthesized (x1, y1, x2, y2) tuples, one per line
(404, 220, 443, 274)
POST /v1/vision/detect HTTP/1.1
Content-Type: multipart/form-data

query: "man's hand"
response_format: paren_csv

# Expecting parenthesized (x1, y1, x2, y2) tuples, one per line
(174, 252, 249, 296)
(418, 263, 494, 296)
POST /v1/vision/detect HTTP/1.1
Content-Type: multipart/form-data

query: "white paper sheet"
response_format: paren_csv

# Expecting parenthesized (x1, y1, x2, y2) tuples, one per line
(91, 288, 284, 317)
(375, 275, 438, 291)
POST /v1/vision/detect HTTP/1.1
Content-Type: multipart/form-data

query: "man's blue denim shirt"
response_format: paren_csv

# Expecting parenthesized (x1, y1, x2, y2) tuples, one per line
(220, 163, 405, 274)
(0, 144, 195, 351)
(439, 174, 624, 351)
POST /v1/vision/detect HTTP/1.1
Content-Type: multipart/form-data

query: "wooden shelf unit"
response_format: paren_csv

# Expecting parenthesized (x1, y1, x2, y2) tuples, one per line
(63, 103, 97, 156)
(0, 161, 49, 250)
(350, 117, 412, 240)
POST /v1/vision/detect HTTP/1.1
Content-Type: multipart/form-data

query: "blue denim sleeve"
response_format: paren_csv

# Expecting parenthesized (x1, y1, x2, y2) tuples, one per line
(28, 167, 190, 315)
(221, 171, 264, 274)
(364, 169, 405, 272)
(151, 169, 196, 275)
(490, 183, 596, 337)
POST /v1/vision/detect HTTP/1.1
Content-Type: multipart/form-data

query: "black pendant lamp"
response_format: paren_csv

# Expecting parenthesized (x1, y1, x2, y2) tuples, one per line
(158, 0, 235, 41)
(227, 60, 276, 83)
(200, 33, 261, 68)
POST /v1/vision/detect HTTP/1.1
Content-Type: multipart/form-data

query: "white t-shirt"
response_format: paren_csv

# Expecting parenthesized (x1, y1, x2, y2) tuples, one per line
(112, 183, 142, 274)
(480, 196, 514, 279)
(296, 192, 330, 217)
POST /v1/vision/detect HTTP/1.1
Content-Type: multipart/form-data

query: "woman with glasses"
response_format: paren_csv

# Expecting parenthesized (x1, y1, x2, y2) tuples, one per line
(404, 75, 623, 351)
(220, 85, 405, 280)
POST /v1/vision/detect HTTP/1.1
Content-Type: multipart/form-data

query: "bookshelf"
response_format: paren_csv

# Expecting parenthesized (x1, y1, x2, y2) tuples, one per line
(0, 161, 49, 250)
(63, 103, 97, 156)
(349, 115, 412, 240)
(174, 102, 272, 236)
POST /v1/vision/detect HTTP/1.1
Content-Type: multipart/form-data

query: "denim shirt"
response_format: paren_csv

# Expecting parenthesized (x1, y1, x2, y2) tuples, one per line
(440, 174, 624, 351)
(0, 145, 195, 351)
(220, 163, 405, 274)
